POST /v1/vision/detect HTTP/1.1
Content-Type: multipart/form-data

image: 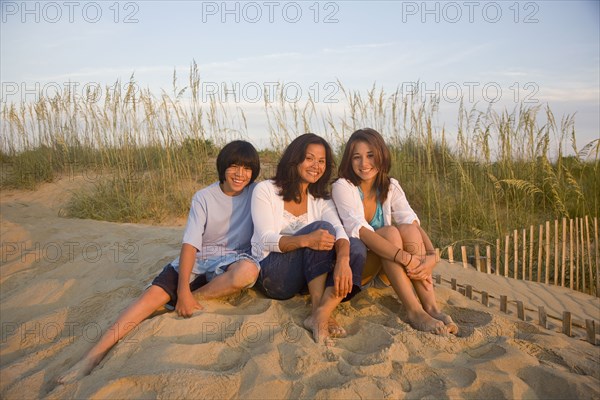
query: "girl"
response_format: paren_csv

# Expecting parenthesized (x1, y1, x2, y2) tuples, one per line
(251, 133, 365, 344)
(332, 128, 457, 335)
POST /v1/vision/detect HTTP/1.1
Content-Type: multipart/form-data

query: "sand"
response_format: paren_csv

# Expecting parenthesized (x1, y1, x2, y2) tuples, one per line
(1, 177, 599, 399)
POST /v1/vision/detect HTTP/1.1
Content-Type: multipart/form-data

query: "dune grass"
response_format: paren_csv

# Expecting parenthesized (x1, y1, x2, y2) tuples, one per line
(1, 63, 598, 245)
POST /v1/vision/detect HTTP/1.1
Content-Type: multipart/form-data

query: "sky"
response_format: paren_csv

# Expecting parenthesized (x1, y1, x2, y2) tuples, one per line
(1, 0, 599, 151)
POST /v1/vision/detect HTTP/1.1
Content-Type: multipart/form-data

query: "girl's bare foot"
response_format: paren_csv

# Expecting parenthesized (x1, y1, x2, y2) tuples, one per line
(303, 315, 334, 346)
(57, 354, 102, 384)
(429, 311, 459, 334)
(406, 310, 448, 335)
(328, 317, 347, 338)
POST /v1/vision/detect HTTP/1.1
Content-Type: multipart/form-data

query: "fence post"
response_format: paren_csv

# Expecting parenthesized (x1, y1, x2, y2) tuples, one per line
(561, 217, 566, 287)
(545, 220, 550, 284)
(505, 235, 510, 278)
(482, 291, 489, 307)
(562, 311, 572, 337)
(586, 320, 596, 345)
(500, 295, 508, 313)
(522, 228, 527, 280)
(448, 246, 454, 264)
(474, 244, 481, 272)
(580, 217, 586, 292)
(461, 246, 468, 269)
(554, 219, 559, 286)
(569, 219, 574, 290)
(537, 224, 543, 283)
(538, 306, 547, 329)
(595, 217, 599, 297)
(486, 245, 492, 274)
(514, 229, 519, 279)
(496, 238, 501, 276)
(529, 225, 534, 282)
(516, 301, 525, 321)
(585, 216, 593, 295)
(575, 218, 580, 290)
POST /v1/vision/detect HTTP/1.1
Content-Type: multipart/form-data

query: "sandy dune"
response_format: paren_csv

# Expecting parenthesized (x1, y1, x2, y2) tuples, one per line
(1, 178, 598, 399)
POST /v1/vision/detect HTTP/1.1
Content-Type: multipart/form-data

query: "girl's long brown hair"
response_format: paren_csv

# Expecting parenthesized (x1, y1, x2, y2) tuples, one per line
(338, 128, 392, 203)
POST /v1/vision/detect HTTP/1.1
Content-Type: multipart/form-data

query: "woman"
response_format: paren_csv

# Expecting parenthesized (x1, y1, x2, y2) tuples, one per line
(58, 140, 262, 383)
(251, 133, 365, 345)
(332, 128, 457, 335)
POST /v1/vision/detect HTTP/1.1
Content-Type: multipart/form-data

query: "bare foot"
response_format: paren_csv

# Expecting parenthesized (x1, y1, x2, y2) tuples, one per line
(328, 317, 347, 338)
(56, 355, 101, 384)
(428, 311, 459, 335)
(407, 310, 448, 335)
(303, 315, 334, 346)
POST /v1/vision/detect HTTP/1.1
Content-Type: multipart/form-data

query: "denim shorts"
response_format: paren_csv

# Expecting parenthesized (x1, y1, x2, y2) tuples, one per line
(152, 253, 260, 307)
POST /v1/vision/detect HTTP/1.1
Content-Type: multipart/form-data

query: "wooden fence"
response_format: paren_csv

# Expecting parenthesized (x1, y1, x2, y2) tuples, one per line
(440, 216, 599, 297)
(432, 274, 598, 345)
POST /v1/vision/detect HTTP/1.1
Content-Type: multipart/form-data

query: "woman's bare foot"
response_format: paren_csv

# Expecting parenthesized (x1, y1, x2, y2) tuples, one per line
(428, 311, 459, 334)
(328, 317, 347, 338)
(303, 314, 334, 346)
(56, 354, 102, 384)
(406, 310, 448, 335)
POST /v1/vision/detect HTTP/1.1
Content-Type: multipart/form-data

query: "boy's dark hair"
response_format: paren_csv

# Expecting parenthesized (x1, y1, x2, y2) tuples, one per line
(338, 128, 392, 203)
(217, 140, 260, 184)
(273, 133, 334, 202)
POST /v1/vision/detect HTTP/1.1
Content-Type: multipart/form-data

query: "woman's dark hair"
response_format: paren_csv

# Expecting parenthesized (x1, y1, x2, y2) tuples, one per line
(338, 128, 392, 203)
(216, 140, 260, 184)
(273, 133, 334, 202)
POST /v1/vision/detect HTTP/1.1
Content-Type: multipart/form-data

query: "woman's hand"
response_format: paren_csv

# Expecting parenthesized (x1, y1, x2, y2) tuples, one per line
(175, 290, 203, 318)
(405, 254, 436, 288)
(333, 259, 353, 298)
(304, 229, 336, 251)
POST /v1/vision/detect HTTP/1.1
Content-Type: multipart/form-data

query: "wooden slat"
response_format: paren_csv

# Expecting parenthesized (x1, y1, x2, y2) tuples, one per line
(537, 224, 543, 283)
(514, 229, 518, 279)
(554, 219, 559, 285)
(570, 219, 574, 290)
(561, 217, 566, 287)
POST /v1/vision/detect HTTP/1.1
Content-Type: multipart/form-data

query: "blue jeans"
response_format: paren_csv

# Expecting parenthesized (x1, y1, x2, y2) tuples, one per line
(256, 221, 366, 301)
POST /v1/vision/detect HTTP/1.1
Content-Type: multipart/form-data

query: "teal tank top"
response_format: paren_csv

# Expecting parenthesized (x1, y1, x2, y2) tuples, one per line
(358, 187, 384, 230)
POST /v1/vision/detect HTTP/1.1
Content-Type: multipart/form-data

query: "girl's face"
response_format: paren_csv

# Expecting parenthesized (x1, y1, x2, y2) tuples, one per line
(297, 143, 327, 185)
(351, 141, 379, 182)
(221, 164, 253, 196)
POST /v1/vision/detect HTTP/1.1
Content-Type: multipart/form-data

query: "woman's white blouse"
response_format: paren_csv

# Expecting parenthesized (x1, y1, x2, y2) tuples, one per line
(251, 179, 349, 261)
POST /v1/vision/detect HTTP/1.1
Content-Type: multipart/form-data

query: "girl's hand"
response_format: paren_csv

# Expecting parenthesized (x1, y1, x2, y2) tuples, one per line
(305, 229, 335, 251)
(405, 254, 436, 283)
(333, 260, 353, 298)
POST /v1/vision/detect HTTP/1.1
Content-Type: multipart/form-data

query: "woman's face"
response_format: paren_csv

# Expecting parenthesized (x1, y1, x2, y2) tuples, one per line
(351, 141, 379, 182)
(297, 143, 327, 185)
(221, 164, 253, 196)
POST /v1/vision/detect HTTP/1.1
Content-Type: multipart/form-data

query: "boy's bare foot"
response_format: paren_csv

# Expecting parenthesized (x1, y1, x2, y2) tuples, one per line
(328, 317, 347, 338)
(406, 310, 448, 335)
(303, 315, 334, 346)
(429, 311, 459, 335)
(56, 354, 102, 384)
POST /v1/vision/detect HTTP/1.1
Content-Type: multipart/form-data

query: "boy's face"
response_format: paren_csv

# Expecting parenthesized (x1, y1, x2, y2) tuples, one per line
(221, 164, 253, 196)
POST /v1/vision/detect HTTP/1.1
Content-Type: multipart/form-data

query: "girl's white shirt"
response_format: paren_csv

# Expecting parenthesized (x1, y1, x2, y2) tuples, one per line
(331, 177, 420, 239)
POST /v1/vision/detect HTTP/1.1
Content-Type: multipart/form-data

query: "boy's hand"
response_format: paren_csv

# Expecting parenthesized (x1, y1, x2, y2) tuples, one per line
(175, 291, 203, 318)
